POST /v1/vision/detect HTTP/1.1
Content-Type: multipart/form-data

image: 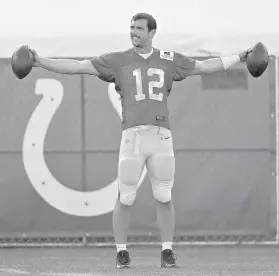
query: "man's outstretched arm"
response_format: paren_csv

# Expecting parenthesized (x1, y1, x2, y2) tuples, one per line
(188, 49, 251, 76)
(30, 48, 100, 76)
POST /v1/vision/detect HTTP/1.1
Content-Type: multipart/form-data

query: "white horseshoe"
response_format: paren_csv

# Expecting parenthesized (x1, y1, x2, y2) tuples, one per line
(22, 79, 147, 217)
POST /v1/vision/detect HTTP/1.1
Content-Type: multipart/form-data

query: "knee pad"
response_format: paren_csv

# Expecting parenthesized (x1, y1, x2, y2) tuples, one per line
(153, 182, 173, 203)
(147, 155, 174, 203)
(118, 158, 143, 206)
(119, 192, 136, 206)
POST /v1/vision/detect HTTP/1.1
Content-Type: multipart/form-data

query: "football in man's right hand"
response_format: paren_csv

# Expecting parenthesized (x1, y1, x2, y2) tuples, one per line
(246, 42, 268, 78)
(11, 45, 34, 79)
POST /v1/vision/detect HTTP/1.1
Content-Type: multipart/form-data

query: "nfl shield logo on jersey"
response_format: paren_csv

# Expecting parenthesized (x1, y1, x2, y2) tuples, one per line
(160, 50, 174, 61)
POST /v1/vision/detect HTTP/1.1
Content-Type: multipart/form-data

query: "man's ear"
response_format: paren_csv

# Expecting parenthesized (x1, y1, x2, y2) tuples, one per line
(149, 29, 156, 38)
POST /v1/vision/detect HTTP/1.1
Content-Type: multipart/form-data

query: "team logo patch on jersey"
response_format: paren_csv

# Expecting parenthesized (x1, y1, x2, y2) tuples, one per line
(160, 50, 174, 61)
(156, 115, 168, 122)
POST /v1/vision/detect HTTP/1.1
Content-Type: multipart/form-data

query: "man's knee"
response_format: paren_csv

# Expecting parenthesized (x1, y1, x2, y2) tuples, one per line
(148, 155, 175, 203)
(153, 185, 172, 203)
(118, 158, 142, 206)
(119, 192, 137, 206)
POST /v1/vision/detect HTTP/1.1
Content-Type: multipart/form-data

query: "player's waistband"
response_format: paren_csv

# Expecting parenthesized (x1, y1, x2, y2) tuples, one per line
(123, 125, 171, 135)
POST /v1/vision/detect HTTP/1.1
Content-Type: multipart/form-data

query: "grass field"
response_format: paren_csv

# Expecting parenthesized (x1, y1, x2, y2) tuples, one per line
(0, 245, 279, 275)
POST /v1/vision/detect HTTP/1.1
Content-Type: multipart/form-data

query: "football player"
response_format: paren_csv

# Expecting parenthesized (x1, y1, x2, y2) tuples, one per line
(30, 12, 251, 269)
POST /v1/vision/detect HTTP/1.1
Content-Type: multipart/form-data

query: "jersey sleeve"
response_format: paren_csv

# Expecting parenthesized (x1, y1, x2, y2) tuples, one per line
(90, 53, 118, 83)
(172, 52, 196, 81)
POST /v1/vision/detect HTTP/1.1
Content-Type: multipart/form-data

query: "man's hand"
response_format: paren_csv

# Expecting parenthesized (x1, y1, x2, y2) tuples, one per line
(239, 47, 252, 63)
(28, 48, 40, 67)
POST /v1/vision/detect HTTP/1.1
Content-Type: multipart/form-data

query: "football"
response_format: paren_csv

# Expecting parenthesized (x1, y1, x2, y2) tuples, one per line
(11, 45, 34, 79)
(246, 42, 268, 78)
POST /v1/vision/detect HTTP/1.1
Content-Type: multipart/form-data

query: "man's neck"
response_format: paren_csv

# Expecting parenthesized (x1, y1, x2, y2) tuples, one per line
(133, 46, 153, 55)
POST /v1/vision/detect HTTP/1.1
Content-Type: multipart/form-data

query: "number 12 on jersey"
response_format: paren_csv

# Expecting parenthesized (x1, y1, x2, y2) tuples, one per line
(133, 68, 164, 102)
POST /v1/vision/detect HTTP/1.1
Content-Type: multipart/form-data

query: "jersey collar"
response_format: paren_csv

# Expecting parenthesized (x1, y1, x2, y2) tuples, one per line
(130, 47, 159, 60)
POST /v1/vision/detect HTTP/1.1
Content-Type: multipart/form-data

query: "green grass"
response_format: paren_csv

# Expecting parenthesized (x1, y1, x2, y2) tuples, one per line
(0, 245, 279, 275)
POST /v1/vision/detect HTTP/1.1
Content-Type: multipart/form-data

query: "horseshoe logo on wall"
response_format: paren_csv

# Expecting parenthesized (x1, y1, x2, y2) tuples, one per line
(22, 79, 147, 217)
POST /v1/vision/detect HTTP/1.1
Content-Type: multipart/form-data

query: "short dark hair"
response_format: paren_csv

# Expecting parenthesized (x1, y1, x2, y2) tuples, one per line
(131, 13, 157, 32)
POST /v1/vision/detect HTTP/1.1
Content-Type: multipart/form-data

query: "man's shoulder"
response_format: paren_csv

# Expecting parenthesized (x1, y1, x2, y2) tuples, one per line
(157, 50, 196, 67)
(157, 49, 175, 61)
(154, 49, 189, 65)
(100, 48, 134, 65)
(100, 51, 122, 62)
